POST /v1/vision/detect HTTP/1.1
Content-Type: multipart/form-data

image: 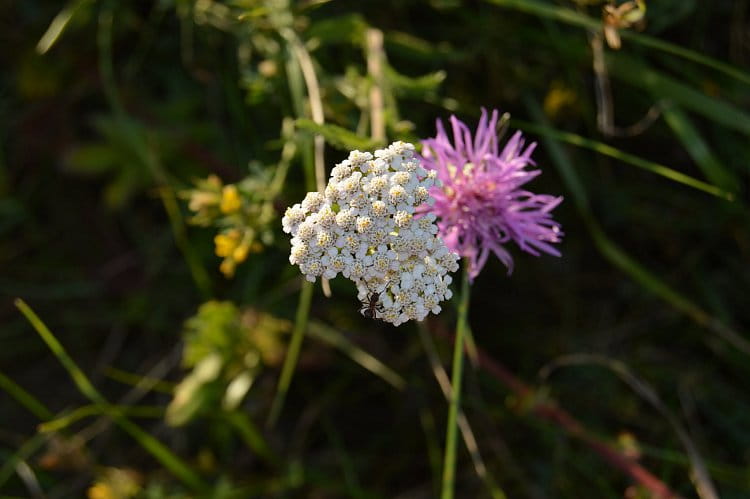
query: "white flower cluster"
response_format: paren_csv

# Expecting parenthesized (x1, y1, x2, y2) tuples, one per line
(282, 141, 459, 326)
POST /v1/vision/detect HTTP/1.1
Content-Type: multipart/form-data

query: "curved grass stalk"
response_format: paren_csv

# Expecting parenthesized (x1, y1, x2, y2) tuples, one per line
(441, 326, 681, 497)
(441, 265, 472, 499)
(540, 354, 719, 499)
(281, 25, 332, 298)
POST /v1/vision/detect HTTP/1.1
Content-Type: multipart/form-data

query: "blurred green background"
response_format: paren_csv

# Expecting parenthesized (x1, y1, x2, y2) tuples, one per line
(2, 0, 749, 497)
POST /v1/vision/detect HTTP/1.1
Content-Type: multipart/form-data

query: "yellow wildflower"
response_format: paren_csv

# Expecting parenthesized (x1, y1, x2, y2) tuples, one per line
(232, 243, 250, 263)
(219, 259, 237, 278)
(214, 230, 241, 258)
(220, 185, 242, 214)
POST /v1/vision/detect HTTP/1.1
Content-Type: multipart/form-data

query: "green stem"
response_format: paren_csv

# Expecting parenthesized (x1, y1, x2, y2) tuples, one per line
(14, 299, 206, 491)
(0, 370, 52, 420)
(267, 279, 314, 428)
(441, 264, 472, 499)
(38, 404, 163, 433)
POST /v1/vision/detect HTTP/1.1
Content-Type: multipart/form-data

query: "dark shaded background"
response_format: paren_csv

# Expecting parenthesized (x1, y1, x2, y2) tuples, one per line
(2, 0, 749, 497)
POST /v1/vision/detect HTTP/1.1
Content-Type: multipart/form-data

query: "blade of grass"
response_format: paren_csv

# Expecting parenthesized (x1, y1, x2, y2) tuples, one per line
(14, 298, 205, 491)
(512, 119, 733, 200)
(0, 370, 53, 420)
(36, 0, 94, 54)
(441, 264, 471, 499)
(524, 96, 750, 356)
(225, 411, 278, 466)
(420, 407, 443, 496)
(38, 404, 163, 433)
(307, 320, 406, 390)
(484, 0, 750, 86)
(606, 53, 750, 137)
(267, 279, 314, 428)
(322, 415, 367, 499)
(660, 105, 740, 194)
(98, 2, 212, 297)
(103, 366, 176, 394)
(541, 354, 719, 499)
(418, 324, 507, 499)
(0, 433, 49, 489)
(435, 326, 681, 498)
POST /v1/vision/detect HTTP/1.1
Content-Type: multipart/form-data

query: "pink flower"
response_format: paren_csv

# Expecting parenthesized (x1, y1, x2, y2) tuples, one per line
(419, 109, 563, 280)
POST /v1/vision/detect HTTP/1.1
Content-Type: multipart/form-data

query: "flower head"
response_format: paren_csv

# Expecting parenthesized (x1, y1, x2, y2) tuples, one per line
(282, 142, 459, 326)
(419, 109, 563, 280)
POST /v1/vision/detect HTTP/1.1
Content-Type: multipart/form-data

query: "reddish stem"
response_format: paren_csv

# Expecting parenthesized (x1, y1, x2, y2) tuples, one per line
(436, 328, 681, 499)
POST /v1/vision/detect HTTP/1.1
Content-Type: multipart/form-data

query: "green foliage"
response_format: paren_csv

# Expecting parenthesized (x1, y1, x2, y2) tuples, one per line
(3, 0, 750, 497)
(167, 301, 289, 426)
(295, 118, 385, 151)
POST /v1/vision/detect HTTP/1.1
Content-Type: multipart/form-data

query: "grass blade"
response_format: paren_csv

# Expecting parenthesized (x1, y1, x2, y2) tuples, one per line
(36, 0, 93, 55)
(267, 279, 314, 428)
(38, 405, 163, 433)
(0, 370, 53, 421)
(523, 97, 750, 356)
(307, 320, 406, 390)
(485, 0, 750, 86)
(14, 299, 205, 491)
(607, 54, 750, 136)
(0, 434, 49, 489)
(541, 354, 720, 499)
(660, 105, 740, 194)
(225, 411, 278, 466)
(512, 119, 734, 200)
(441, 264, 471, 499)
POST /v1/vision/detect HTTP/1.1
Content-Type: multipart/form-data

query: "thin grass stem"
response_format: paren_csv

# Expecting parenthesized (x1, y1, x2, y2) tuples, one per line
(14, 299, 205, 491)
(0, 370, 53, 420)
(441, 264, 471, 499)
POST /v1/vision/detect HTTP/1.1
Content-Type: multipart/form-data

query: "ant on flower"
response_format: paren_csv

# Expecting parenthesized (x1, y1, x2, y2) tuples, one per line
(359, 281, 393, 320)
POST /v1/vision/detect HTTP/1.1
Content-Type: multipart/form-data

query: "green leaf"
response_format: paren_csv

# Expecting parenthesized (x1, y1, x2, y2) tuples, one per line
(385, 64, 446, 97)
(64, 143, 118, 175)
(306, 14, 368, 45)
(295, 118, 385, 152)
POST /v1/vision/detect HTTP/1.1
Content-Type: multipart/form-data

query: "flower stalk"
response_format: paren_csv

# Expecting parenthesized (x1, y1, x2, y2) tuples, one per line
(441, 261, 471, 499)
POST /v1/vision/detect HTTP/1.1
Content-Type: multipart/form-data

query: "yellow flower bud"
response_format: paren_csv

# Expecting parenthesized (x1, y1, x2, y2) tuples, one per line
(220, 185, 242, 214)
(219, 259, 236, 278)
(233, 243, 250, 263)
(214, 230, 240, 257)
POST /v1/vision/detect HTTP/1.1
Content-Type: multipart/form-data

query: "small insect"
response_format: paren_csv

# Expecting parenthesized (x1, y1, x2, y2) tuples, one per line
(360, 282, 392, 320)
